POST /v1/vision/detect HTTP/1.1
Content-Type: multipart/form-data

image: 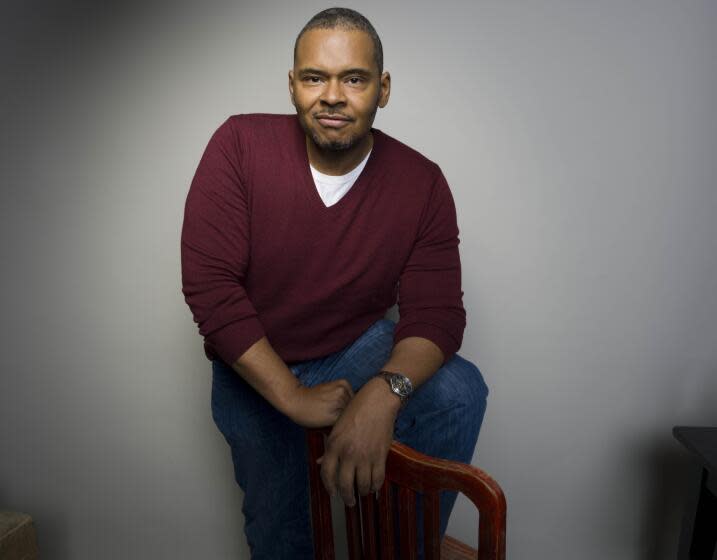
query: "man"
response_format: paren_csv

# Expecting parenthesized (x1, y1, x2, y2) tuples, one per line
(181, 7, 489, 559)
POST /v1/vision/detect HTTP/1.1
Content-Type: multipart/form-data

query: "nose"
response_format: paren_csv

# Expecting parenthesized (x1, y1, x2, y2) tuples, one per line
(321, 77, 346, 106)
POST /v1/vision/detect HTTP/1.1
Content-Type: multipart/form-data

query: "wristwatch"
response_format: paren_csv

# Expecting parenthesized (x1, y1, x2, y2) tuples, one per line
(377, 371, 413, 408)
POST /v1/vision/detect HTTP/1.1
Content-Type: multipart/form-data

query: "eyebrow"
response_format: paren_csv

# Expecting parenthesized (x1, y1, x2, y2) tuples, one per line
(297, 67, 374, 78)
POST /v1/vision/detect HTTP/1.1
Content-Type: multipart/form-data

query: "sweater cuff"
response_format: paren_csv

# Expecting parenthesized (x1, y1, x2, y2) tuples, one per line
(207, 316, 266, 366)
(393, 321, 460, 366)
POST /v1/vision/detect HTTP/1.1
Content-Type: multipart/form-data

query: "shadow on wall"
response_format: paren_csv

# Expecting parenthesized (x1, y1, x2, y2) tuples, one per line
(640, 386, 717, 560)
(34, 511, 69, 560)
(640, 440, 693, 560)
(630, 360, 717, 560)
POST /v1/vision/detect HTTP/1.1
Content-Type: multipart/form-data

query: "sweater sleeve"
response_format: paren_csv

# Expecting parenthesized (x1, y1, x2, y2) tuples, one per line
(393, 171, 466, 365)
(180, 117, 265, 365)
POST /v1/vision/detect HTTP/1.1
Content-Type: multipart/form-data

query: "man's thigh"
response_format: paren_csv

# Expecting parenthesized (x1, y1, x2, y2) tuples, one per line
(211, 359, 315, 558)
(395, 351, 489, 461)
(296, 317, 396, 391)
(295, 317, 489, 436)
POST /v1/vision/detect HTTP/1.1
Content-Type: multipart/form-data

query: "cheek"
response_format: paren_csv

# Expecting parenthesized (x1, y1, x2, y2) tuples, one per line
(297, 95, 320, 115)
(351, 92, 379, 114)
(354, 102, 377, 121)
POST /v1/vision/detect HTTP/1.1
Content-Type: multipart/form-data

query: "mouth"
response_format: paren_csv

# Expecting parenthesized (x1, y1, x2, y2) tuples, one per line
(315, 114, 352, 129)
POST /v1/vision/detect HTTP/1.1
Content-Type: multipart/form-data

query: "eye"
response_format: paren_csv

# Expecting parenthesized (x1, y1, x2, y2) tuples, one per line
(347, 76, 364, 85)
(303, 76, 323, 84)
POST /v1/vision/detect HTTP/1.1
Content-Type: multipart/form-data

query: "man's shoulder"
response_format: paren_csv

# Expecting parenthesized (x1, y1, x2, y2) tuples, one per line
(205, 113, 295, 149)
(374, 128, 442, 180)
(223, 113, 296, 135)
(208, 113, 299, 163)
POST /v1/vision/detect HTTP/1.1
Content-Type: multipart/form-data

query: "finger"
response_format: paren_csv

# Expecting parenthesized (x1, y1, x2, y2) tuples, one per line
(338, 458, 357, 507)
(355, 463, 372, 497)
(370, 462, 385, 494)
(316, 455, 323, 465)
(320, 452, 339, 498)
(341, 380, 355, 400)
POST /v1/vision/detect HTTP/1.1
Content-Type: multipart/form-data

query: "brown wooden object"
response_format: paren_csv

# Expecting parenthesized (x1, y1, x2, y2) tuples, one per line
(0, 511, 39, 560)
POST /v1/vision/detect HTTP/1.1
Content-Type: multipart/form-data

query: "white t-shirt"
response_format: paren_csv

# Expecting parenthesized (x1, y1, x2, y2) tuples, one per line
(309, 149, 372, 207)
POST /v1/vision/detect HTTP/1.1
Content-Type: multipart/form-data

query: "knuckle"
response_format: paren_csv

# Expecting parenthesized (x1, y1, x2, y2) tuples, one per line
(344, 442, 359, 458)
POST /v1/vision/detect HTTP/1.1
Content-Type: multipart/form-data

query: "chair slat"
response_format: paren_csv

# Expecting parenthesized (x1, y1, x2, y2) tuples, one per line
(398, 486, 418, 559)
(360, 491, 379, 557)
(423, 490, 441, 560)
(346, 497, 362, 560)
(307, 430, 335, 560)
(377, 482, 395, 558)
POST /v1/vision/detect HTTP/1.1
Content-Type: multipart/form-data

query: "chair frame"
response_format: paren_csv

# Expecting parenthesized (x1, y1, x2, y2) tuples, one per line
(306, 426, 506, 559)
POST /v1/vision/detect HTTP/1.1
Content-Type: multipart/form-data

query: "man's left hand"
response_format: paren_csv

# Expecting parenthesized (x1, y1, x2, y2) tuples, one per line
(316, 376, 401, 507)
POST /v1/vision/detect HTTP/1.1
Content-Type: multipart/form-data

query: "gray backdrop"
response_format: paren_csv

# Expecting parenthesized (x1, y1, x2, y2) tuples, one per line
(2, 1, 716, 558)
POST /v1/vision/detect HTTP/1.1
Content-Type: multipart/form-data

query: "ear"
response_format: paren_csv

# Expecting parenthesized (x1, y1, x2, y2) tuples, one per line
(288, 69, 296, 107)
(378, 71, 391, 108)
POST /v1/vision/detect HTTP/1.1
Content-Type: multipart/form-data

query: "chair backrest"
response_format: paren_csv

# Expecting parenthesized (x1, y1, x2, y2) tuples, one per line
(306, 426, 506, 560)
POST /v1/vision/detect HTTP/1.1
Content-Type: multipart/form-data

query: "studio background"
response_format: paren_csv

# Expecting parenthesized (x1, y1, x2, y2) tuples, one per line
(2, 1, 716, 558)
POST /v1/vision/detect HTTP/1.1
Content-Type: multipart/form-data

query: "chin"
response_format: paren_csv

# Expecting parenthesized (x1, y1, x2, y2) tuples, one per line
(313, 134, 358, 152)
(306, 126, 362, 152)
(297, 111, 369, 152)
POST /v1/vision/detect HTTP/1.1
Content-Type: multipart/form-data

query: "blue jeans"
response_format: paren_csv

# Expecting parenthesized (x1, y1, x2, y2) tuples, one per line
(210, 318, 489, 559)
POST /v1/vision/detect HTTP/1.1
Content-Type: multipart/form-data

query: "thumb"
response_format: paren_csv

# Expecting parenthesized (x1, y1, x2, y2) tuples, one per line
(316, 455, 323, 464)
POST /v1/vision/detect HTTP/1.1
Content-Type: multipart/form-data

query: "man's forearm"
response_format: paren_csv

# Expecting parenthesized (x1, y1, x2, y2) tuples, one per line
(356, 335, 444, 415)
(232, 335, 443, 418)
(378, 336, 445, 392)
(231, 336, 301, 417)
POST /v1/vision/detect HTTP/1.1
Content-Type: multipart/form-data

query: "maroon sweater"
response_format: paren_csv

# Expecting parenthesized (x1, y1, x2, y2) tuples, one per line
(181, 114, 466, 366)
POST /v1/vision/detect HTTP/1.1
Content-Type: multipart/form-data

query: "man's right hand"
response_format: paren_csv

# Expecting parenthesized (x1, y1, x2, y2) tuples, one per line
(229, 336, 356, 428)
(286, 380, 355, 428)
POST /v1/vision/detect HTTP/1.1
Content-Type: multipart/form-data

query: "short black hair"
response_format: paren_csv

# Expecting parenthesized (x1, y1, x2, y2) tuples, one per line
(293, 7, 383, 75)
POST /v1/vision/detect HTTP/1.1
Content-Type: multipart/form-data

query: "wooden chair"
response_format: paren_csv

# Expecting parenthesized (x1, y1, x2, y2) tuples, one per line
(306, 426, 506, 559)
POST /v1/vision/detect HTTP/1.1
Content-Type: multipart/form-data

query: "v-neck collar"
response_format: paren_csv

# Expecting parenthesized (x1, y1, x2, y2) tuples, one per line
(292, 115, 382, 212)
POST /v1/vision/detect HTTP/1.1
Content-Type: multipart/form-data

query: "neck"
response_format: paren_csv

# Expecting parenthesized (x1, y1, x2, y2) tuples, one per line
(306, 132, 374, 176)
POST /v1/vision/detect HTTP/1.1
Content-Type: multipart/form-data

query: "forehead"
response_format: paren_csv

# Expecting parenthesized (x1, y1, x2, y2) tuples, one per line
(295, 28, 376, 73)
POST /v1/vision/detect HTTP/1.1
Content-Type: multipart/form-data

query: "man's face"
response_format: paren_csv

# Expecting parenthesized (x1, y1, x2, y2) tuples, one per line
(289, 28, 390, 153)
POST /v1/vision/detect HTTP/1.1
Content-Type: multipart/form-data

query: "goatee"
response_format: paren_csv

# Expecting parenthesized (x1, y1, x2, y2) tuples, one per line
(308, 130, 360, 152)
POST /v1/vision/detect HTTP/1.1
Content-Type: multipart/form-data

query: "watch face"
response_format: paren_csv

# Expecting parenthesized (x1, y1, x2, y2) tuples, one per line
(390, 375, 413, 397)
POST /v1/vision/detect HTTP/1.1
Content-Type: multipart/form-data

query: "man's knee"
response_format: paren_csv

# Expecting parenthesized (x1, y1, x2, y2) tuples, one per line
(435, 354, 489, 409)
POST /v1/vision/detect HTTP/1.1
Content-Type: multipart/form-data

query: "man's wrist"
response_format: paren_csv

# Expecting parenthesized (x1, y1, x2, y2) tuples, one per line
(276, 376, 304, 419)
(368, 376, 403, 414)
